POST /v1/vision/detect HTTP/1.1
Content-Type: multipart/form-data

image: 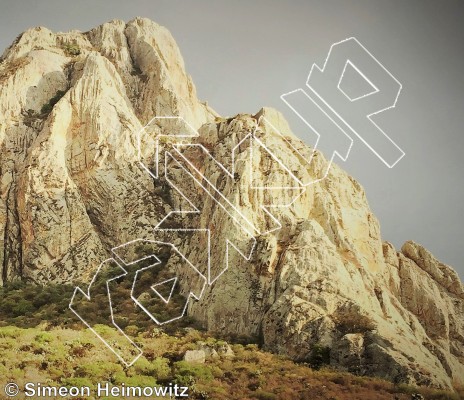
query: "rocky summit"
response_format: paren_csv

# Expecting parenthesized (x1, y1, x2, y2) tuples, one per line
(0, 18, 463, 389)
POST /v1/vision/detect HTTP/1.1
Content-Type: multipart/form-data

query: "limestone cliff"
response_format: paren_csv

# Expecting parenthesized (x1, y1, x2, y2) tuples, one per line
(0, 18, 462, 389)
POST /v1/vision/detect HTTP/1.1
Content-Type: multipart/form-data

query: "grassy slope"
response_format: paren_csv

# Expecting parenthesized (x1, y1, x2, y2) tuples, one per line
(0, 283, 462, 400)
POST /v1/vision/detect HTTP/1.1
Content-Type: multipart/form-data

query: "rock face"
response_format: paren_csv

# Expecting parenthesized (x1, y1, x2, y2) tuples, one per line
(0, 18, 463, 389)
(183, 350, 206, 364)
(0, 18, 215, 283)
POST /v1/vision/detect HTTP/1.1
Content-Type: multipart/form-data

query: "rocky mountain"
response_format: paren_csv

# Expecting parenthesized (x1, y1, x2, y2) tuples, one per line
(0, 18, 463, 390)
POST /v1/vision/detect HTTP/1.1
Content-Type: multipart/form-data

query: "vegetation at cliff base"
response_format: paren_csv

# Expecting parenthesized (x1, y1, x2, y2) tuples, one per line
(1, 325, 462, 400)
(1, 281, 463, 399)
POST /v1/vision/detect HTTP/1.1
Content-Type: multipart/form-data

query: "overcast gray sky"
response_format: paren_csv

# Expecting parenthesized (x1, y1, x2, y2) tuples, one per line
(1, 0, 463, 278)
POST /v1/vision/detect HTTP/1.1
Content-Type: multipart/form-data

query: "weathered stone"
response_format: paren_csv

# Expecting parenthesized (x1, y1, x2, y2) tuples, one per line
(0, 18, 463, 390)
(197, 342, 219, 359)
(183, 349, 206, 364)
(217, 343, 235, 358)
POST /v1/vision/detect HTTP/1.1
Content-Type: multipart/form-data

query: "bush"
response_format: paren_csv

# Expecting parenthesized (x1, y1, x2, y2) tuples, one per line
(62, 43, 81, 56)
(0, 326, 22, 338)
(12, 299, 34, 316)
(308, 344, 331, 370)
(34, 332, 52, 344)
(134, 357, 171, 380)
(332, 308, 376, 334)
(173, 361, 214, 386)
(75, 361, 124, 381)
(113, 372, 157, 386)
(0, 282, 74, 327)
(252, 391, 278, 400)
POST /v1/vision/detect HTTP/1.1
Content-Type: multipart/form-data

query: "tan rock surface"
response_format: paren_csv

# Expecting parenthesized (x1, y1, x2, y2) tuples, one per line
(0, 18, 463, 389)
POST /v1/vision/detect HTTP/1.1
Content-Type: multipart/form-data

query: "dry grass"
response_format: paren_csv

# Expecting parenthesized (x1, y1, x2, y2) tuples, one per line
(0, 326, 461, 400)
(0, 57, 29, 84)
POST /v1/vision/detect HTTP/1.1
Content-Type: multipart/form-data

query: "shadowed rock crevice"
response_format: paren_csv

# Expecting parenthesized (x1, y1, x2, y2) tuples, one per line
(0, 18, 463, 390)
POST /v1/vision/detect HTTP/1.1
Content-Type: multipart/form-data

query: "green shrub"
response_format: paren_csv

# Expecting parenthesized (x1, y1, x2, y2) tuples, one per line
(62, 43, 81, 56)
(35, 332, 52, 344)
(112, 372, 157, 386)
(12, 299, 34, 316)
(75, 361, 124, 381)
(134, 357, 171, 380)
(173, 361, 214, 385)
(0, 282, 74, 327)
(308, 344, 331, 370)
(0, 326, 22, 338)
